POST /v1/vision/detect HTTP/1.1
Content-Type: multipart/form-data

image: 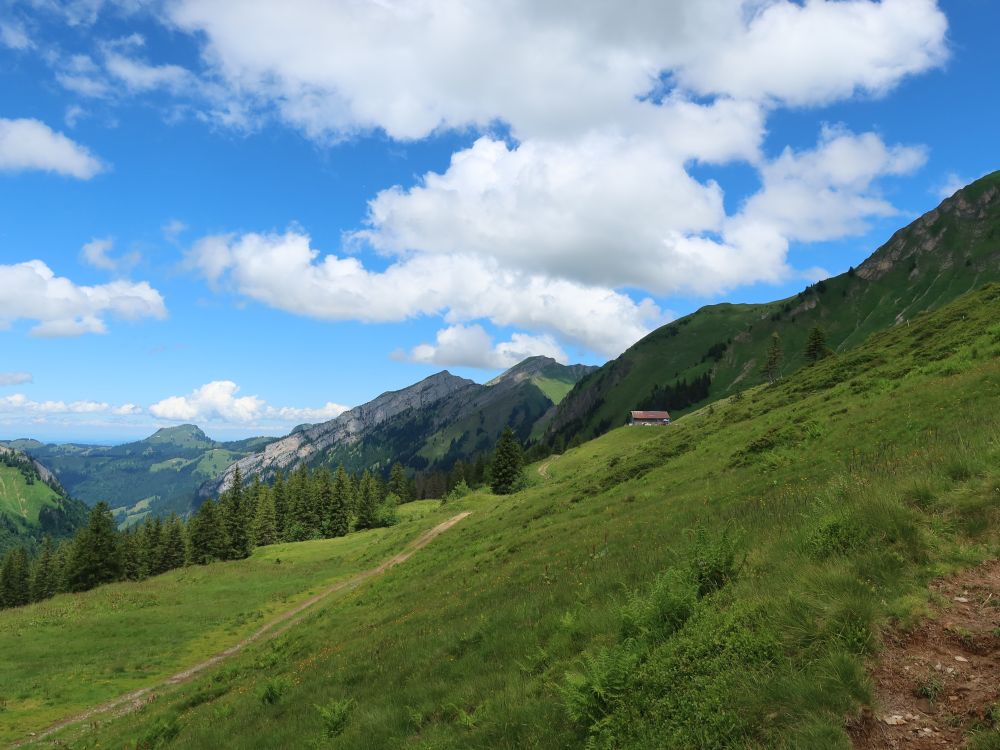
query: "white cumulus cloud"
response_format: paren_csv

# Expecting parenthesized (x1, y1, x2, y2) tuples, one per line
(401, 324, 569, 370)
(0, 117, 106, 178)
(148, 380, 349, 425)
(0, 260, 166, 337)
(186, 230, 661, 357)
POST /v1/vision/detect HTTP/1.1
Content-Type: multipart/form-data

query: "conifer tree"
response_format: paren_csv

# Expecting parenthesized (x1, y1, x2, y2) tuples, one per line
(490, 427, 524, 495)
(187, 499, 229, 565)
(356, 470, 379, 530)
(252, 487, 278, 547)
(67, 502, 123, 593)
(805, 326, 831, 363)
(161, 514, 187, 571)
(388, 462, 411, 503)
(272, 470, 288, 541)
(221, 465, 252, 559)
(30, 535, 58, 602)
(52, 540, 72, 593)
(762, 331, 784, 384)
(313, 468, 335, 537)
(329, 466, 352, 537)
(448, 460, 467, 493)
(141, 516, 165, 576)
(1, 547, 30, 608)
(122, 529, 143, 581)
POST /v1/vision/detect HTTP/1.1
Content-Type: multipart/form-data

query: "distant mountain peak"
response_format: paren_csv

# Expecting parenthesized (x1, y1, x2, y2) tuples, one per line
(486, 356, 559, 386)
(147, 424, 211, 445)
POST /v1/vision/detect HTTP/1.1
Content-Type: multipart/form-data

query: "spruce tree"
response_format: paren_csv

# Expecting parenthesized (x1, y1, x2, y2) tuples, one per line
(67, 502, 123, 593)
(1, 547, 30, 608)
(388, 462, 411, 503)
(762, 331, 784, 384)
(805, 326, 831, 363)
(140, 516, 165, 577)
(356, 470, 379, 530)
(187, 499, 229, 565)
(161, 514, 187, 571)
(329, 466, 352, 537)
(491, 426, 524, 495)
(122, 529, 144, 581)
(30, 535, 58, 603)
(272, 470, 289, 541)
(313, 468, 335, 537)
(252, 487, 278, 547)
(221, 465, 252, 559)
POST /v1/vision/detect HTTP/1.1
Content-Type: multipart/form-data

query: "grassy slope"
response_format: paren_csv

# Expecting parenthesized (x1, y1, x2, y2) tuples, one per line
(551, 170, 1000, 441)
(0, 454, 88, 555)
(0, 501, 454, 746)
(0, 463, 62, 525)
(31, 283, 1000, 749)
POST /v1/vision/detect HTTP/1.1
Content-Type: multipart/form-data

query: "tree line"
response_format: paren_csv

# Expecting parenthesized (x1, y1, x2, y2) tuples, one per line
(1, 428, 527, 612)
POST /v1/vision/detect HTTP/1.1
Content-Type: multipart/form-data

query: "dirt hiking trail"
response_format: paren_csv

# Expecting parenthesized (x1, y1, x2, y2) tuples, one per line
(15, 511, 471, 748)
(850, 559, 1000, 749)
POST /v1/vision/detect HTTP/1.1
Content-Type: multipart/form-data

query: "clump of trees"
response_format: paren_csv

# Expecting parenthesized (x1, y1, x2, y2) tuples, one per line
(1, 425, 535, 611)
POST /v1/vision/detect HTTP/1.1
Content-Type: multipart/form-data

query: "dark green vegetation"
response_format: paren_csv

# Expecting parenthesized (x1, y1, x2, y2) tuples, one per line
(0, 457, 416, 613)
(0, 446, 87, 555)
(23, 282, 1000, 748)
(23, 425, 276, 523)
(550, 170, 1000, 442)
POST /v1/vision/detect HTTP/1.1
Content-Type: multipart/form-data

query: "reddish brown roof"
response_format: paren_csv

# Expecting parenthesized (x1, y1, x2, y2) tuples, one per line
(630, 411, 671, 419)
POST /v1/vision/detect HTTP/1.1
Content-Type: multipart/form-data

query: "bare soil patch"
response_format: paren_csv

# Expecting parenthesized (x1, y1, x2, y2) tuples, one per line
(851, 560, 1000, 749)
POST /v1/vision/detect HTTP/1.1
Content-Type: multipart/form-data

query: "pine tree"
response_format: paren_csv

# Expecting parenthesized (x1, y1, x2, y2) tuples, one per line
(388, 462, 411, 503)
(161, 514, 187, 571)
(356, 470, 379, 530)
(52, 541, 72, 593)
(490, 426, 524, 495)
(221, 465, 252, 559)
(1, 547, 30, 608)
(68, 502, 123, 593)
(272, 470, 289, 541)
(122, 529, 144, 581)
(329, 466, 352, 537)
(252, 487, 278, 547)
(30, 535, 58, 603)
(805, 326, 831, 363)
(762, 331, 784, 384)
(187, 499, 230, 565)
(140, 516, 165, 577)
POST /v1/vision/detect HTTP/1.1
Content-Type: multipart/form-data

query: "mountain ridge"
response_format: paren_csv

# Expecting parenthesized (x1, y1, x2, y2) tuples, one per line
(547, 170, 1000, 442)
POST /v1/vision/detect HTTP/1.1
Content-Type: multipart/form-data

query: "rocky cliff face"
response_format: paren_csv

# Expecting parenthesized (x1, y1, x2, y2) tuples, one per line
(207, 371, 476, 494)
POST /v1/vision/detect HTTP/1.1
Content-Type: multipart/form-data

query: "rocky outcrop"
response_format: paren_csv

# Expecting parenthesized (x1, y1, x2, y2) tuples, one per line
(205, 371, 476, 495)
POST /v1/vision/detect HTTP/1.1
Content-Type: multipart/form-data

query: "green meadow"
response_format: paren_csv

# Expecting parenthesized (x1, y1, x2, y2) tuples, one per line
(13, 284, 1000, 748)
(0, 501, 452, 746)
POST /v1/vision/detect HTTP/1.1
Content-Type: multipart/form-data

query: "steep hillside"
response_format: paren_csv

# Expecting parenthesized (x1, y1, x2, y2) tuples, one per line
(19, 283, 1000, 749)
(0, 446, 87, 555)
(207, 356, 595, 495)
(25, 426, 277, 524)
(550, 170, 1000, 441)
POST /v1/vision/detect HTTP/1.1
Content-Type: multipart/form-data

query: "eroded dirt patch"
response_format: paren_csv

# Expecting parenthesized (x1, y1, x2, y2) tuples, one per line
(851, 560, 1000, 749)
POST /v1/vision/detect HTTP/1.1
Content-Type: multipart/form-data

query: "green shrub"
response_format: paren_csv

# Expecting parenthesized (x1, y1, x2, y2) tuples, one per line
(619, 568, 697, 643)
(690, 526, 742, 597)
(560, 641, 641, 732)
(259, 677, 290, 705)
(315, 697, 354, 738)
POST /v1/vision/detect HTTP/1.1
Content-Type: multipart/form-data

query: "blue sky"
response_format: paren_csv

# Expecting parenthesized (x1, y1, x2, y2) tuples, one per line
(0, 0, 997, 443)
